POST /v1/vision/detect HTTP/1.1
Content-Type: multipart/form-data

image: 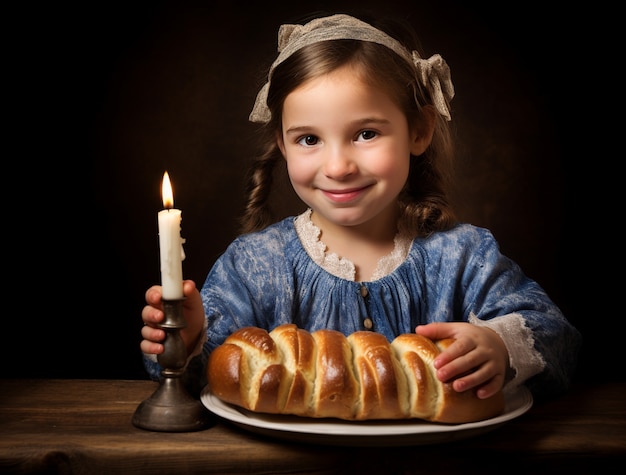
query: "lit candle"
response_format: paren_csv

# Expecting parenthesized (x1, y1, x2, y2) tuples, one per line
(158, 171, 185, 300)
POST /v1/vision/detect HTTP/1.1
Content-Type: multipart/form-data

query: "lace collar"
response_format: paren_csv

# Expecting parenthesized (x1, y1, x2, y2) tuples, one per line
(294, 209, 412, 281)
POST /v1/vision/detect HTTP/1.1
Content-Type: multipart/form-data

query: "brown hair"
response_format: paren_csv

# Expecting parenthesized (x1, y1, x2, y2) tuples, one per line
(239, 16, 457, 237)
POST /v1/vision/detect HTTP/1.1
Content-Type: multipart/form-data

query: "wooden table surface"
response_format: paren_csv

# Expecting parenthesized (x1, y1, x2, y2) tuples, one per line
(1, 378, 624, 474)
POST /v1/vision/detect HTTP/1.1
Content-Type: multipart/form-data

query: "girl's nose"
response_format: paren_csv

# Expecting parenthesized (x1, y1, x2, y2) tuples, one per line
(323, 146, 357, 179)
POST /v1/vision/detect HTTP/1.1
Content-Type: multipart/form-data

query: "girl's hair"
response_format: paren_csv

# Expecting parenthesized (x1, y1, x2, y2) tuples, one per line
(239, 15, 457, 237)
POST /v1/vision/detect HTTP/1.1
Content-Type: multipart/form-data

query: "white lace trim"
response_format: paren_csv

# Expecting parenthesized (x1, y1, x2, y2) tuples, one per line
(469, 311, 546, 394)
(294, 209, 412, 281)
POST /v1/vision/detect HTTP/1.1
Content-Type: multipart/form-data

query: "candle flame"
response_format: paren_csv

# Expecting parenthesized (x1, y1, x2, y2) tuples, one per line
(162, 171, 174, 209)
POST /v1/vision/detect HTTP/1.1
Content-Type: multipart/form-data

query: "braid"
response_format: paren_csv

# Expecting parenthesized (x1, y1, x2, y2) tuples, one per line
(398, 137, 457, 237)
(238, 142, 282, 234)
(399, 195, 454, 237)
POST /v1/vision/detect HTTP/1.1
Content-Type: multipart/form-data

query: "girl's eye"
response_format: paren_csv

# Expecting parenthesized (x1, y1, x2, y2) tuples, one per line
(358, 130, 377, 141)
(297, 135, 319, 146)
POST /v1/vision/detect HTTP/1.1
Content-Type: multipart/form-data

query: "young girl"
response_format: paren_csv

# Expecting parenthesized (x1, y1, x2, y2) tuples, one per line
(140, 13, 581, 401)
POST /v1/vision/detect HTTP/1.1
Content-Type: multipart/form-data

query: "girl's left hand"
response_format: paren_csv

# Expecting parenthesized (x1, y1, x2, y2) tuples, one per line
(415, 322, 509, 399)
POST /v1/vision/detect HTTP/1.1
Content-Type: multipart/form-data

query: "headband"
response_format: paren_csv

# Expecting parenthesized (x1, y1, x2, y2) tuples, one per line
(249, 14, 455, 123)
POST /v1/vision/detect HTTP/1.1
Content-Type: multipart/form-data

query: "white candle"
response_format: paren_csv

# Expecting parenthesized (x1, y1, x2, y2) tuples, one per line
(158, 171, 185, 300)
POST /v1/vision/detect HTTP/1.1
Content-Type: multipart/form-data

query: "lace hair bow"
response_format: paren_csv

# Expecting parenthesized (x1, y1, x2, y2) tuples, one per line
(249, 14, 455, 123)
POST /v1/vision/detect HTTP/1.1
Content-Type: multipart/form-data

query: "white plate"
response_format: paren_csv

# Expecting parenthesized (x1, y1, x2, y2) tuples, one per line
(200, 386, 533, 446)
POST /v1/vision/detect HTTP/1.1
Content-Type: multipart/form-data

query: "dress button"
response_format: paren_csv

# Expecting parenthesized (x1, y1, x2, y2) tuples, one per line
(363, 318, 373, 330)
(360, 285, 369, 297)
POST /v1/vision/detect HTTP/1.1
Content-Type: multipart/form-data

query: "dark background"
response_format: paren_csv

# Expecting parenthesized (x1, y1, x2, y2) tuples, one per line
(7, 1, 614, 384)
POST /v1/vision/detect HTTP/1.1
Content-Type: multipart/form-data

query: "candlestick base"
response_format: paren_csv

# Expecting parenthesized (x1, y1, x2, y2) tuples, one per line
(132, 376, 212, 432)
(132, 298, 214, 432)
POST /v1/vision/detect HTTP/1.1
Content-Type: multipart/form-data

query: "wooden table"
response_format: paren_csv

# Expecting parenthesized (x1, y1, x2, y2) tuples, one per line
(1, 379, 624, 474)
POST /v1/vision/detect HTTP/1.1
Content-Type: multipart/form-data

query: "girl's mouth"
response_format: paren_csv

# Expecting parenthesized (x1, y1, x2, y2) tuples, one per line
(321, 186, 370, 203)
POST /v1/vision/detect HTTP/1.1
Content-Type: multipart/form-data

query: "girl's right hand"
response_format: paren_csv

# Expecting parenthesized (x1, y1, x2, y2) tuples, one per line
(140, 280, 205, 356)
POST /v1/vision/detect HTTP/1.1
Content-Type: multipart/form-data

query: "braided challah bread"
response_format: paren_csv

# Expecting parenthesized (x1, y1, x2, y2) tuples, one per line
(206, 323, 505, 423)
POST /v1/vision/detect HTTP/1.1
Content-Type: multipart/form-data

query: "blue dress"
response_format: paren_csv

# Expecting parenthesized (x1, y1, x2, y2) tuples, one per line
(144, 216, 581, 399)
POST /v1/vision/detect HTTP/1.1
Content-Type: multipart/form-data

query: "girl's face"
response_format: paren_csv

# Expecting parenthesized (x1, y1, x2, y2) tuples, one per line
(278, 64, 428, 234)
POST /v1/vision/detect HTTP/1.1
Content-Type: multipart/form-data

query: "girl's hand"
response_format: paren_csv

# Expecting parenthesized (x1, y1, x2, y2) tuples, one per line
(415, 322, 509, 399)
(140, 280, 204, 356)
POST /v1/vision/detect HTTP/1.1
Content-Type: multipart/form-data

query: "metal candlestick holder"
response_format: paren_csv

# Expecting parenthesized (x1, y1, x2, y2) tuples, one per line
(132, 298, 213, 432)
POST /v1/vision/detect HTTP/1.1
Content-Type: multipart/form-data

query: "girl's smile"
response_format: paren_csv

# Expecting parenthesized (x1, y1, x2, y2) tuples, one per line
(320, 185, 373, 204)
